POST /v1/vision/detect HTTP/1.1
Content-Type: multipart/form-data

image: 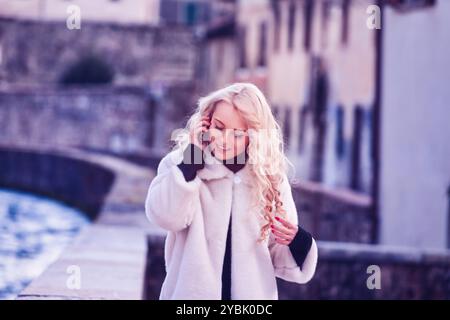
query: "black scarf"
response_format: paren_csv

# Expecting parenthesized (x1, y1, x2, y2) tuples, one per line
(218, 148, 249, 174)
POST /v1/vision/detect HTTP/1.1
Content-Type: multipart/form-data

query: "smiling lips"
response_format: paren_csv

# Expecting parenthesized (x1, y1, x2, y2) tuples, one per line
(216, 145, 230, 152)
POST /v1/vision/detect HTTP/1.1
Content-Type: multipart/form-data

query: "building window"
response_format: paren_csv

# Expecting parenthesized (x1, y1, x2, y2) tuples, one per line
(185, 1, 198, 26)
(238, 25, 247, 69)
(258, 21, 267, 67)
(335, 105, 345, 159)
(367, 108, 375, 160)
(387, 0, 436, 11)
(303, 0, 314, 52)
(271, 0, 281, 52)
(447, 184, 450, 248)
(298, 105, 307, 154)
(160, 0, 179, 25)
(284, 107, 292, 147)
(350, 105, 363, 191)
(287, 0, 296, 50)
(217, 42, 224, 71)
(341, 0, 351, 45)
(321, 0, 331, 48)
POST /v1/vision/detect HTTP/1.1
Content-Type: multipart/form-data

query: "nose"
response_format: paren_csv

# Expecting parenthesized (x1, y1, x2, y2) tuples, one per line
(212, 129, 234, 149)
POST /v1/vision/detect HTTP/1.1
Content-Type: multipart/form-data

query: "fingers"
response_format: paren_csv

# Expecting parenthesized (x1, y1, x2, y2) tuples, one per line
(275, 216, 297, 230)
(200, 115, 211, 126)
(274, 237, 291, 245)
(196, 121, 210, 131)
(191, 116, 211, 146)
(271, 226, 294, 245)
(271, 228, 293, 240)
(195, 117, 210, 134)
(270, 216, 299, 245)
(271, 222, 296, 237)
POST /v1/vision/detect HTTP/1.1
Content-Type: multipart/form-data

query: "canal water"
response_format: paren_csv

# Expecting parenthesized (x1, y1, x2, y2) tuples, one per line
(0, 189, 89, 300)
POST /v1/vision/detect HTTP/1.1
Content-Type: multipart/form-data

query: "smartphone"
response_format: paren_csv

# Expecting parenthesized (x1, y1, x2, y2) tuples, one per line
(197, 116, 211, 147)
(202, 130, 211, 147)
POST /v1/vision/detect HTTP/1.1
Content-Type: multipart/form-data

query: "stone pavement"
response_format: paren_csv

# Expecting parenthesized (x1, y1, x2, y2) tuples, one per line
(1, 145, 161, 300)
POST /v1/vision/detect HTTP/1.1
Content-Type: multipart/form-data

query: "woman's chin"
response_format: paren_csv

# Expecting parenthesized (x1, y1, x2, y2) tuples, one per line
(211, 148, 231, 161)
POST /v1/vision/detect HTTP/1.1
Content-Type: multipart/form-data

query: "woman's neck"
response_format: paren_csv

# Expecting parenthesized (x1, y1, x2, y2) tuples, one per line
(220, 149, 248, 173)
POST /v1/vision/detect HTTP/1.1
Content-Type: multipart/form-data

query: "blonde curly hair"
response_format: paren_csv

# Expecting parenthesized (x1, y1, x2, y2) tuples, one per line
(172, 83, 295, 243)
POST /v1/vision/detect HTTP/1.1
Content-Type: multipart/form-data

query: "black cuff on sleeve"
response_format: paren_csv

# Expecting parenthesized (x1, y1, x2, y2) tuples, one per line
(177, 143, 205, 182)
(288, 226, 313, 270)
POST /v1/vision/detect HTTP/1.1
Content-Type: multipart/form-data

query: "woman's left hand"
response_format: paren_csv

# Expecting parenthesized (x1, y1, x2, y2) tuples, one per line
(270, 216, 298, 245)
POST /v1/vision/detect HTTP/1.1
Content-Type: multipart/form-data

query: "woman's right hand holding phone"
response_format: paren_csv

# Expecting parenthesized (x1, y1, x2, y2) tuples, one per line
(190, 115, 212, 150)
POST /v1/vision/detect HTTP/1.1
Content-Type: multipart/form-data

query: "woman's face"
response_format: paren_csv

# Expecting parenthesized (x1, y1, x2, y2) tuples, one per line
(208, 101, 249, 161)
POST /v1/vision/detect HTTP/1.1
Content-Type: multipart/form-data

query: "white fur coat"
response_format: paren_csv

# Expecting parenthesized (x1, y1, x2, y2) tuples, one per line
(145, 145, 318, 300)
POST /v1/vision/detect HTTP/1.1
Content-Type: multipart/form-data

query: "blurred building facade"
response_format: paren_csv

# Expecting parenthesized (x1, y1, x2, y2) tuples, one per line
(380, 0, 450, 250)
(0, 0, 161, 25)
(199, 0, 376, 194)
(198, 0, 450, 250)
(0, 18, 197, 88)
(0, 0, 449, 250)
(0, 0, 224, 27)
(0, 0, 206, 155)
(0, 0, 449, 300)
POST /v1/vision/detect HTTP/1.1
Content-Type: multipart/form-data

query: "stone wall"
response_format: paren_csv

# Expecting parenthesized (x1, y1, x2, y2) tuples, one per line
(0, 146, 115, 219)
(292, 180, 374, 243)
(0, 17, 197, 87)
(0, 17, 202, 154)
(145, 236, 450, 300)
(277, 241, 450, 300)
(0, 145, 155, 299)
(0, 84, 198, 155)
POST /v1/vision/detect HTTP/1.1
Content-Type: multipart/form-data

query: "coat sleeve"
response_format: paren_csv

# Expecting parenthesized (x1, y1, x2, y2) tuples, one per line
(268, 175, 318, 284)
(144, 146, 203, 232)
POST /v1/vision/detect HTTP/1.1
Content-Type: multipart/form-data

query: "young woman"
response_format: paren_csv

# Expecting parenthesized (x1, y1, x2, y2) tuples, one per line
(145, 83, 318, 300)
